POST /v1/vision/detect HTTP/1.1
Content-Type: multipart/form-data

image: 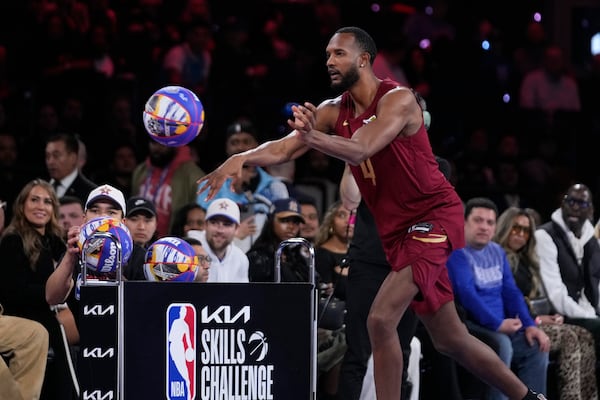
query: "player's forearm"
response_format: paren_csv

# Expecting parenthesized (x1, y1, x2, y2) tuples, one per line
(302, 129, 367, 166)
(239, 133, 308, 167)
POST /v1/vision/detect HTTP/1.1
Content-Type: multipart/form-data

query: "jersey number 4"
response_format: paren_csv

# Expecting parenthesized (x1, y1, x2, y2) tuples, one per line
(359, 159, 376, 186)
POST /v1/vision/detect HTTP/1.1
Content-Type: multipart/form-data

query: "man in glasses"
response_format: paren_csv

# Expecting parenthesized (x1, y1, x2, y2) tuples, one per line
(535, 183, 600, 359)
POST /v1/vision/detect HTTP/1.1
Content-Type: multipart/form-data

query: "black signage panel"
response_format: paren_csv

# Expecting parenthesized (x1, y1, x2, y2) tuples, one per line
(79, 284, 119, 400)
(122, 282, 314, 400)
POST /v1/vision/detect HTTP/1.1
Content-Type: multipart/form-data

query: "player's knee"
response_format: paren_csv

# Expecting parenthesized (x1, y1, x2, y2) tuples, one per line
(366, 311, 395, 343)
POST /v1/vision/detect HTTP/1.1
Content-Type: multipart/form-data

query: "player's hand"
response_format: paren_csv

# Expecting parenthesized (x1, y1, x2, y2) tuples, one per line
(497, 318, 522, 334)
(197, 155, 245, 201)
(525, 326, 551, 352)
(288, 102, 317, 137)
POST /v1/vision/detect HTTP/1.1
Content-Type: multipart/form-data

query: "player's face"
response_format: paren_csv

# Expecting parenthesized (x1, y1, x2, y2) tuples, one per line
(326, 33, 362, 92)
(23, 185, 54, 234)
(464, 207, 496, 249)
(59, 202, 85, 232)
(124, 213, 157, 246)
(205, 216, 237, 252)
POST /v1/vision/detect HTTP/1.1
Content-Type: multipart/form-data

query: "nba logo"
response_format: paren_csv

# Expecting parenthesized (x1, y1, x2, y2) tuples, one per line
(167, 303, 196, 400)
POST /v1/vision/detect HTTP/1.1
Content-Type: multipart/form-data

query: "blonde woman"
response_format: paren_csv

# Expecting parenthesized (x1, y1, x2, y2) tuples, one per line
(494, 207, 598, 400)
(314, 200, 354, 301)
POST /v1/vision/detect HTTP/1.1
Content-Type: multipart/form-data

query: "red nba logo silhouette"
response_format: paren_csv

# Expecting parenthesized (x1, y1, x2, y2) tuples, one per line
(167, 303, 196, 400)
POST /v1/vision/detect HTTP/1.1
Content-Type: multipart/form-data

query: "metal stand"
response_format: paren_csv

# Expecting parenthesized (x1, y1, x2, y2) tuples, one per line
(275, 237, 317, 400)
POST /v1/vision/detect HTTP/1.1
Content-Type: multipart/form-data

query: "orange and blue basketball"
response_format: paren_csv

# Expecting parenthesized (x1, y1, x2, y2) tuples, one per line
(144, 237, 199, 282)
(78, 217, 133, 273)
(142, 86, 205, 147)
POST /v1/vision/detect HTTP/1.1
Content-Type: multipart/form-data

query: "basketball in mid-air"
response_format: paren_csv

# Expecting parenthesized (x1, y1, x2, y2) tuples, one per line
(142, 86, 205, 147)
(78, 217, 133, 273)
(144, 237, 199, 282)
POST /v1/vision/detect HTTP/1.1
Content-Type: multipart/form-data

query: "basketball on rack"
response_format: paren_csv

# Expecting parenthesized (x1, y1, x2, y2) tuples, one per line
(142, 86, 205, 147)
(143, 237, 199, 282)
(78, 217, 133, 273)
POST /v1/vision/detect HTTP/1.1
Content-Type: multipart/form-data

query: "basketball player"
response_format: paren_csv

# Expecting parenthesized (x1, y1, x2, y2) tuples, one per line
(198, 27, 546, 400)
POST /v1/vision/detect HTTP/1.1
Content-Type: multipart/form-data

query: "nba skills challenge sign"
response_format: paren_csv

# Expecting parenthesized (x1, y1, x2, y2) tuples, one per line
(122, 282, 313, 400)
(168, 303, 276, 400)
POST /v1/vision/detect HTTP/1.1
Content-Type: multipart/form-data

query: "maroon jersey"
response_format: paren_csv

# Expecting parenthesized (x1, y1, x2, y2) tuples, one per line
(334, 79, 464, 266)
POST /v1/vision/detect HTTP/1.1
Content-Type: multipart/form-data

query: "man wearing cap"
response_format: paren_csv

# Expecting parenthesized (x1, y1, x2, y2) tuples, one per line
(124, 196, 158, 248)
(46, 184, 147, 306)
(194, 198, 249, 283)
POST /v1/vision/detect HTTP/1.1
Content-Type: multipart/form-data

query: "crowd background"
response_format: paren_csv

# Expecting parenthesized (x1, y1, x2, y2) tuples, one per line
(0, 0, 599, 224)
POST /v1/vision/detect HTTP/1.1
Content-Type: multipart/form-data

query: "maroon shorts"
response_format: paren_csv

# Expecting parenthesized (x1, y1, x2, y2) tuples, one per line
(387, 222, 454, 315)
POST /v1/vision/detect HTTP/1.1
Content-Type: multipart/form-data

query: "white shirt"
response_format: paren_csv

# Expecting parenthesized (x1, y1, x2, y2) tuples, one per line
(196, 231, 249, 283)
(51, 168, 78, 198)
(535, 208, 597, 318)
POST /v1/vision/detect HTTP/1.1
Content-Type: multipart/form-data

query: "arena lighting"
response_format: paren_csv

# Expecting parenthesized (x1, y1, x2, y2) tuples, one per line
(502, 93, 511, 104)
(481, 40, 491, 51)
(390, 3, 416, 14)
(592, 32, 600, 55)
(533, 12, 542, 22)
(419, 38, 431, 49)
(371, 3, 381, 12)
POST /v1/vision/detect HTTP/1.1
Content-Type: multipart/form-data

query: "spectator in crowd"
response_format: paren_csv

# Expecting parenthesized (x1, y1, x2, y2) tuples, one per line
(495, 206, 598, 399)
(189, 198, 248, 283)
(182, 236, 212, 283)
(92, 141, 138, 199)
(45, 133, 97, 201)
(162, 19, 213, 96)
(247, 198, 308, 283)
(132, 139, 205, 238)
(535, 183, 600, 357)
(447, 197, 550, 400)
(46, 184, 147, 310)
(0, 179, 75, 399)
(519, 45, 581, 114)
(0, 132, 30, 223)
(170, 203, 206, 238)
(314, 200, 353, 301)
(124, 196, 158, 248)
(0, 305, 49, 400)
(58, 195, 85, 240)
(299, 197, 320, 244)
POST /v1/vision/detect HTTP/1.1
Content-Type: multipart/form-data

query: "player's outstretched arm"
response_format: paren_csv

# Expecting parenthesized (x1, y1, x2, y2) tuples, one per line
(290, 89, 420, 165)
(197, 132, 309, 202)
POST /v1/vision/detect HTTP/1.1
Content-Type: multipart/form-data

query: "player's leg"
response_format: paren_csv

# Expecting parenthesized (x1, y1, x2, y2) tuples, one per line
(367, 266, 419, 400)
(420, 302, 533, 400)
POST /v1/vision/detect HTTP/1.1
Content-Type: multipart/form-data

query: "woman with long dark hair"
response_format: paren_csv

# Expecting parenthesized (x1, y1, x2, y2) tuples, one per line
(494, 207, 598, 400)
(0, 179, 76, 399)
